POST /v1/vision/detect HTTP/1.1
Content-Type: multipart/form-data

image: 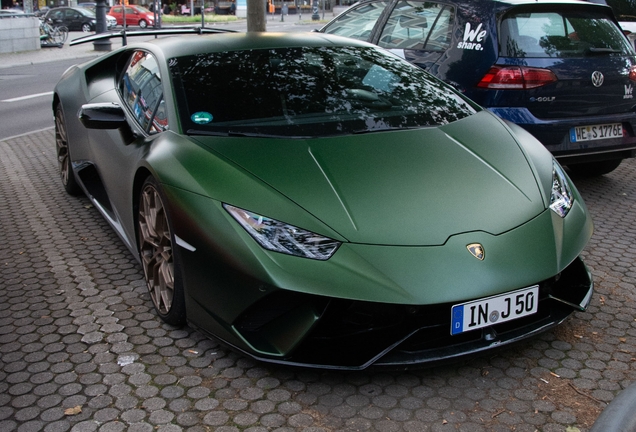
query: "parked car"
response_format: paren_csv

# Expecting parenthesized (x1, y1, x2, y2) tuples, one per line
(320, 0, 636, 176)
(44, 6, 96, 32)
(77, 4, 117, 30)
(34, 6, 50, 17)
(108, 4, 154, 28)
(55, 1, 115, 30)
(54, 31, 594, 369)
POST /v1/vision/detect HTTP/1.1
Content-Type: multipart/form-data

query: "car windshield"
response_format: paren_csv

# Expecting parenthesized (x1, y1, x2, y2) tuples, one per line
(499, 9, 634, 58)
(135, 6, 151, 13)
(169, 46, 479, 137)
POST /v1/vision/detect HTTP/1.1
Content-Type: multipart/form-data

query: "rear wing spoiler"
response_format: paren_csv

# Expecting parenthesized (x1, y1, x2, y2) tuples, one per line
(69, 26, 237, 46)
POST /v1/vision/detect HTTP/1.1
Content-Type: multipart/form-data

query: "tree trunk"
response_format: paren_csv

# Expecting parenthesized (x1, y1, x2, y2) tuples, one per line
(247, 0, 267, 32)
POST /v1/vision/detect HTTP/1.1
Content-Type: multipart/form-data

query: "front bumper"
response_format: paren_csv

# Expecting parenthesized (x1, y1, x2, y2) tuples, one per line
(190, 256, 592, 370)
(171, 185, 593, 369)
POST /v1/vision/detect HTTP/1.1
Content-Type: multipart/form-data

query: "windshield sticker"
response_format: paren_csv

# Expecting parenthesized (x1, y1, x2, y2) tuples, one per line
(625, 84, 633, 99)
(191, 112, 213, 124)
(458, 23, 487, 51)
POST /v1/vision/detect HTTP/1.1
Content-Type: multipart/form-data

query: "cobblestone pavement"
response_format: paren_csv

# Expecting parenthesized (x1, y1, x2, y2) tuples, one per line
(0, 129, 635, 432)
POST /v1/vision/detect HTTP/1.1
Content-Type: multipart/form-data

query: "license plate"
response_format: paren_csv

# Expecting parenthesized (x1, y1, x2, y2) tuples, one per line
(570, 123, 622, 142)
(450, 286, 539, 335)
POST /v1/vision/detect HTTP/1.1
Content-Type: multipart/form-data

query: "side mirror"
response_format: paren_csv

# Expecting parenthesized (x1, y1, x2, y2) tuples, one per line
(79, 103, 127, 130)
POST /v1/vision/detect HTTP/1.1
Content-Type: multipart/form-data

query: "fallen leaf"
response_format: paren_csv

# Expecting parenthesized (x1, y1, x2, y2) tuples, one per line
(64, 406, 82, 416)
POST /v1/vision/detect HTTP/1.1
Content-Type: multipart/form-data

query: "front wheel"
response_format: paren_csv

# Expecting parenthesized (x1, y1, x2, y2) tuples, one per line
(137, 176, 186, 326)
(50, 26, 67, 44)
(54, 105, 82, 196)
(81, 22, 92, 32)
(138, 19, 147, 28)
(57, 26, 69, 43)
(567, 159, 622, 177)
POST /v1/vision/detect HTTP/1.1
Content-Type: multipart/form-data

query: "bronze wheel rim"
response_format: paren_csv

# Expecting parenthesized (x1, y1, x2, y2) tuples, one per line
(55, 108, 70, 186)
(138, 184, 174, 315)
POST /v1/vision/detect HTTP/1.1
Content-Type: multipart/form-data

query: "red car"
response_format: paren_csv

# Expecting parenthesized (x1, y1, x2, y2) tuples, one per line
(108, 5, 155, 28)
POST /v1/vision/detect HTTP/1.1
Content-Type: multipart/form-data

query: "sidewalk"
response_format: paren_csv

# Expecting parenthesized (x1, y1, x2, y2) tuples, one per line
(0, 18, 325, 69)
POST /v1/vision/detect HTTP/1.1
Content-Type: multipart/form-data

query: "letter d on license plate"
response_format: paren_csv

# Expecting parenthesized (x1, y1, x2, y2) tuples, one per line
(451, 286, 539, 335)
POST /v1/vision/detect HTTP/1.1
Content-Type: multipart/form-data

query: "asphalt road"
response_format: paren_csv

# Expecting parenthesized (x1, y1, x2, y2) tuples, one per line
(0, 59, 82, 141)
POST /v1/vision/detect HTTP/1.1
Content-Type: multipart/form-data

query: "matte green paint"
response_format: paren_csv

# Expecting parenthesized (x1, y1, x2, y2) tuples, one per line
(165, 183, 591, 308)
(200, 111, 546, 245)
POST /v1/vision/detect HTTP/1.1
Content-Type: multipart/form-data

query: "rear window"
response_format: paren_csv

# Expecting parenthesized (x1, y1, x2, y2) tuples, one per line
(169, 46, 479, 138)
(499, 9, 634, 58)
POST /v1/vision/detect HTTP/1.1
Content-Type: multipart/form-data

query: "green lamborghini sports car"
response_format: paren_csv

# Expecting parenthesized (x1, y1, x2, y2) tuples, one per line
(54, 31, 594, 369)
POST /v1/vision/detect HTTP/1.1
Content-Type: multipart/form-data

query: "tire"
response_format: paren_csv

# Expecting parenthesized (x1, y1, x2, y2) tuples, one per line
(567, 159, 622, 177)
(137, 176, 186, 326)
(54, 105, 82, 196)
(138, 19, 147, 28)
(50, 26, 68, 44)
(81, 22, 92, 32)
(57, 26, 69, 43)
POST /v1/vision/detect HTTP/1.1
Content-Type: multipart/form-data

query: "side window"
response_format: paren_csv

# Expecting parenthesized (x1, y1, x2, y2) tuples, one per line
(120, 51, 168, 134)
(321, 1, 389, 41)
(378, 1, 455, 51)
(113, 6, 121, 13)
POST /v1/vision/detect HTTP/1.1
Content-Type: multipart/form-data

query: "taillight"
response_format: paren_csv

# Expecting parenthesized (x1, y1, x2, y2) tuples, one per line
(629, 65, 636, 81)
(477, 66, 558, 89)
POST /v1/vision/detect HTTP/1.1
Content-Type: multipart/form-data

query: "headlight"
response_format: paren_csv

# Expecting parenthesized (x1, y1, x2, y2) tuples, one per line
(224, 204, 341, 260)
(549, 160, 573, 218)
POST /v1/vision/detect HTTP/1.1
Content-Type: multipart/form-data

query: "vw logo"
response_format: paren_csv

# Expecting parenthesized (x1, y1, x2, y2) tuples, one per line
(592, 71, 604, 87)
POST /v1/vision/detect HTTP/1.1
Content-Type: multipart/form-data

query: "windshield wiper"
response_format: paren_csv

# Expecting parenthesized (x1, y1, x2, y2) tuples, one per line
(187, 129, 311, 139)
(351, 126, 422, 135)
(587, 47, 623, 54)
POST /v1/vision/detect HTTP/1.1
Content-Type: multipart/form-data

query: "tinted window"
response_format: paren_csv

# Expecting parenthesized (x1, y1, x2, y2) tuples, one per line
(378, 1, 455, 51)
(500, 9, 633, 58)
(322, 2, 389, 41)
(169, 46, 478, 138)
(120, 51, 168, 134)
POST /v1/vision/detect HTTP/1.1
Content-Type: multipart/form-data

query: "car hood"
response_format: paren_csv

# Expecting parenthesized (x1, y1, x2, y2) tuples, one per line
(195, 111, 546, 245)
